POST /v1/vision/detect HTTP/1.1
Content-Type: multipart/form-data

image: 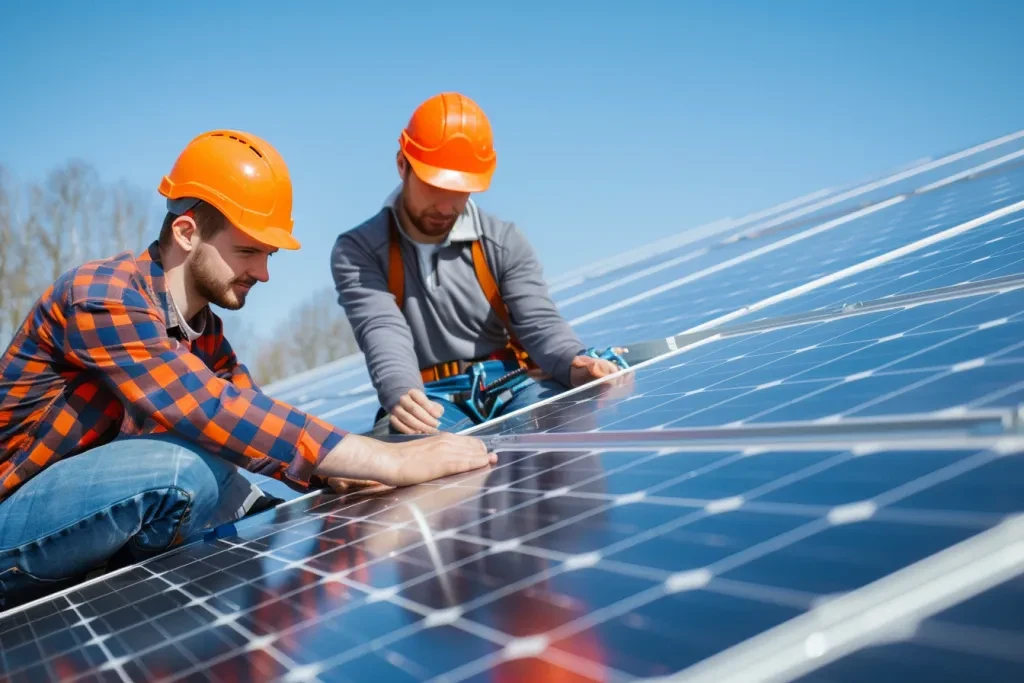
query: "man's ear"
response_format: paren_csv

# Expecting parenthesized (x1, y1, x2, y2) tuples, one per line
(171, 215, 199, 253)
(396, 150, 408, 178)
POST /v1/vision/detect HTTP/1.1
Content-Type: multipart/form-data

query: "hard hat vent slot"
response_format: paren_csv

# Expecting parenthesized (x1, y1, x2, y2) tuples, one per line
(209, 132, 263, 158)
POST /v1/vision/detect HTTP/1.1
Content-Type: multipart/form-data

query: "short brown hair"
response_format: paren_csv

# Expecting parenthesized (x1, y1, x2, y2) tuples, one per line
(158, 200, 227, 249)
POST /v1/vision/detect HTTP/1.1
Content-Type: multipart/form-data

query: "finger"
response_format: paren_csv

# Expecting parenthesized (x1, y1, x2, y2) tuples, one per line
(445, 451, 493, 476)
(391, 410, 427, 435)
(409, 389, 444, 418)
(327, 477, 379, 492)
(399, 395, 440, 432)
(425, 400, 445, 419)
(402, 393, 440, 428)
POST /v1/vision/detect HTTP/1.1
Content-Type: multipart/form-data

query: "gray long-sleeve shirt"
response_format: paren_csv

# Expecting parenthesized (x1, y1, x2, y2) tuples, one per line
(330, 188, 586, 412)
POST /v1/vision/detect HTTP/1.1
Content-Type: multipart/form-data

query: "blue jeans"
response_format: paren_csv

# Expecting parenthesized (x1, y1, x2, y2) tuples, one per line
(0, 435, 265, 612)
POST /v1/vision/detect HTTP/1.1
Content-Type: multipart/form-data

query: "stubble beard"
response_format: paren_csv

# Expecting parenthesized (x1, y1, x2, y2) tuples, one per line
(189, 246, 252, 311)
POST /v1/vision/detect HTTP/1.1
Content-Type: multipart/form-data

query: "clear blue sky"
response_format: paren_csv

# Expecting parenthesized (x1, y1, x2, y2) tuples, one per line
(2, 0, 1022, 340)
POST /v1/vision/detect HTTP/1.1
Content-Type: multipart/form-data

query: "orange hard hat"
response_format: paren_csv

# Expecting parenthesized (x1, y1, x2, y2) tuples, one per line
(158, 129, 300, 250)
(399, 92, 497, 193)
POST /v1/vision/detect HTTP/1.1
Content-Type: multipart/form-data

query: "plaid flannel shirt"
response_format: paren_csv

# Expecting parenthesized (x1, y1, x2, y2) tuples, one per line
(0, 241, 348, 505)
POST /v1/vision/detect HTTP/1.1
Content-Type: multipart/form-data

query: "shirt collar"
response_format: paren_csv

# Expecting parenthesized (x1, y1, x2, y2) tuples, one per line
(382, 184, 481, 244)
(136, 241, 209, 341)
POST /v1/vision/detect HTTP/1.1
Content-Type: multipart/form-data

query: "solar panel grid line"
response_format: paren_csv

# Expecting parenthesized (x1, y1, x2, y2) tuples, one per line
(727, 150, 1024, 251)
(307, 564, 633, 683)
(478, 408, 1013, 449)
(568, 197, 906, 328)
(316, 395, 380, 419)
(205, 537, 632, 683)
(637, 273, 1024, 360)
(661, 514, 1024, 683)
(324, 444, 1015, 679)
(0, 483, 335, 624)
(901, 148, 1024, 198)
(1, 442, 813, 680)
(569, 166, 1024, 347)
(529, 326, 990, 435)
(2, 436, 1024, 679)
(546, 185, 838, 295)
(175, 554, 536, 683)
(723, 129, 1024, 244)
(459, 333, 728, 437)
(684, 199, 1024, 335)
(428, 442, 1021, 683)
(908, 619, 1024, 665)
(570, 291, 1024, 433)
(262, 353, 368, 400)
(436, 478, 1008, 533)
(123, 571, 305, 683)
(754, 252, 1024, 323)
(555, 245, 713, 309)
(731, 205, 1024, 324)
(550, 128, 1024, 296)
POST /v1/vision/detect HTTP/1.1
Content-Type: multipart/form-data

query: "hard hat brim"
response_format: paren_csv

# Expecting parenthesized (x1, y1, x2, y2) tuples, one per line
(406, 154, 493, 194)
(235, 224, 301, 251)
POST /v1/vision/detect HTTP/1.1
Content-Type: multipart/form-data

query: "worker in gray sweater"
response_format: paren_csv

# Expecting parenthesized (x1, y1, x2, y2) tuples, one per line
(330, 92, 625, 435)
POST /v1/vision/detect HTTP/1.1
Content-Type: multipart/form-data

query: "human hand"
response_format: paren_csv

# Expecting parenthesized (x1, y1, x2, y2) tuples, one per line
(390, 388, 445, 434)
(324, 477, 382, 494)
(317, 433, 496, 488)
(569, 353, 623, 388)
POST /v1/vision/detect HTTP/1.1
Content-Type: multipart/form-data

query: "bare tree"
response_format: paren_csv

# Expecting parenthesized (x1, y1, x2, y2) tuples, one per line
(0, 166, 43, 344)
(248, 287, 360, 386)
(0, 161, 156, 349)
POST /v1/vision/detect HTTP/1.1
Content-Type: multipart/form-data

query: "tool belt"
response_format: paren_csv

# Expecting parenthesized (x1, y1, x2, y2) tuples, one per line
(419, 345, 532, 383)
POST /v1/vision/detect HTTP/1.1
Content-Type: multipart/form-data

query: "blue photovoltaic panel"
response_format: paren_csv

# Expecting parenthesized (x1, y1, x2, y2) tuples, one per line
(4, 132, 1024, 683)
(570, 163, 1024, 349)
(741, 211, 1024, 321)
(468, 288, 1024, 436)
(556, 158, 1024, 324)
(550, 135, 1024, 307)
(1, 439, 1020, 682)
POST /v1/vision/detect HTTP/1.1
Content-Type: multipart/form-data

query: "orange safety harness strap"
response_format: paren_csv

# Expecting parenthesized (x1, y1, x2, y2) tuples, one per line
(387, 221, 534, 383)
(387, 227, 404, 309)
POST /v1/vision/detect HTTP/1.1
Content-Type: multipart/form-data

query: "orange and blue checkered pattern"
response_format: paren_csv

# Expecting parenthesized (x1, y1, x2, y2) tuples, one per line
(0, 242, 347, 504)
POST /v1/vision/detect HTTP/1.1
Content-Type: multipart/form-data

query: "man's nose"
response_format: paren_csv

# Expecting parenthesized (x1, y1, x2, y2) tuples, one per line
(251, 258, 270, 283)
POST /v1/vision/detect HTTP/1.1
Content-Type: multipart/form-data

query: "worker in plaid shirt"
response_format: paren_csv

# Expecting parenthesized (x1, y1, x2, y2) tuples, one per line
(0, 130, 494, 612)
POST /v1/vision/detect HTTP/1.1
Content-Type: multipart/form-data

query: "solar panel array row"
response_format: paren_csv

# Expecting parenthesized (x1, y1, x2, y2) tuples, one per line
(3, 131, 1024, 683)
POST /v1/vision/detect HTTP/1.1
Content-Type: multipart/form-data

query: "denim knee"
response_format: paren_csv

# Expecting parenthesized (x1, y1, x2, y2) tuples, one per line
(131, 445, 227, 550)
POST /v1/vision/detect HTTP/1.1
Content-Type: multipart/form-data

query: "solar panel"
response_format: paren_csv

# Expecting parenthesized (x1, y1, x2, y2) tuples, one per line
(3, 130, 1024, 683)
(568, 162, 1024, 348)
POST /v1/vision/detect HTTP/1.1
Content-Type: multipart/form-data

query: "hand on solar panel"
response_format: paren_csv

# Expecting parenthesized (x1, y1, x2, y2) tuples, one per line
(389, 388, 446, 434)
(569, 353, 624, 387)
(316, 432, 496, 487)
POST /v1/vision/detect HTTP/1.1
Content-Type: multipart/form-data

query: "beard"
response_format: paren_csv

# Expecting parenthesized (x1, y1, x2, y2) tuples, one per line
(189, 245, 255, 311)
(401, 191, 458, 238)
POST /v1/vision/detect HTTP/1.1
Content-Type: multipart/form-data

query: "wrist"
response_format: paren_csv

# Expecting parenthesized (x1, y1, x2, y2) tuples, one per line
(316, 434, 395, 484)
